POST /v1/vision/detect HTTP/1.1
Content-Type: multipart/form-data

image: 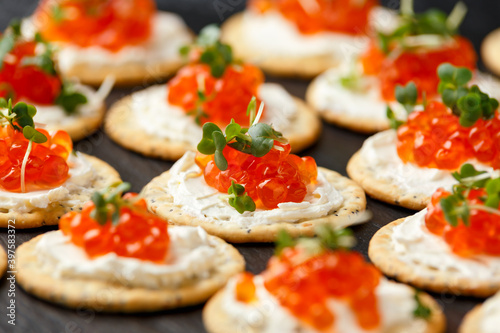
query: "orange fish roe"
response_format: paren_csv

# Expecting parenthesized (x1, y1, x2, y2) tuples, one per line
(232, 246, 382, 330)
(360, 37, 477, 101)
(34, 0, 155, 52)
(195, 142, 317, 210)
(396, 101, 500, 170)
(0, 126, 71, 192)
(425, 188, 500, 257)
(0, 40, 62, 105)
(249, 0, 377, 35)
(168, 63, 265, 126)
(59, 193, 170, 262)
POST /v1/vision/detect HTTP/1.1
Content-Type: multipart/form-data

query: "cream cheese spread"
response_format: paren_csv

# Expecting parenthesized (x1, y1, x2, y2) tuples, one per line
(35, 226, 219, 289)
(392, 210, 500, 281)
(167, 151, 343, 228)
(482, 292, 500, 333)
(0, 152, 96, 213)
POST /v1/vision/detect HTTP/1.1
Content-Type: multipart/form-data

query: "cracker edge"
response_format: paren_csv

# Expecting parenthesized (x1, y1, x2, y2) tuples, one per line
(481, 28, 500, 78)
(459, 303, 484, 333)
(203, 282, 446, 333)
(369, 218, 500, 297)
(104, 88, 322, 160)
(0, 154, 121, 229)
(15, 231, 245, 312)
(220, 13, 339, 79)
(141, 167, 367, 243)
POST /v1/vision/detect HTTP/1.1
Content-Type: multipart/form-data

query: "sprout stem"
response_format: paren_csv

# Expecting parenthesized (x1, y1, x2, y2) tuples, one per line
(20, 139, 32, 193)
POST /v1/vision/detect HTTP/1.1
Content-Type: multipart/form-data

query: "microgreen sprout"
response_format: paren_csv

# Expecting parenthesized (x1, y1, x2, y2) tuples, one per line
(413, 290, 432, 319)
(90, 182, 133, 225)
(227, 181, 256, 214)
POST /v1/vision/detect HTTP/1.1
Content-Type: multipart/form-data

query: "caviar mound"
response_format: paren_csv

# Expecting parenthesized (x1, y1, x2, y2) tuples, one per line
(0, 41, 62, 105)
(168, 64, 265, 126)
(361, 37, 477, 101)
(396, 101, 500, 170)
(59, 193, 169, 262)
(195, 142, 317, 210)
(425, 188, 500, 257)
(0, 126, 72, 192)
(34, 0, 155, 52)
(249, 0, 377, 35)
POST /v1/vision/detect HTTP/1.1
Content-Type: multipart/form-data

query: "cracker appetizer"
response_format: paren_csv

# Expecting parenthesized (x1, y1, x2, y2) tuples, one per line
(460, 292, 500, 333)
(142, 106, 367, 243)
(29, 0, 192, 86)
(348, 64, 500, 210)
(0, 22, 111, 141)
(220, 0, 395, 78)
(204, 226, 445, 333)
(482, 28, 500, 78)
(105, 26, 321, 160)
(0, 100, 120, 228)
(16, 183, 245, 312)
(307, 1, 500, 133)
(370, 165, 500, 297)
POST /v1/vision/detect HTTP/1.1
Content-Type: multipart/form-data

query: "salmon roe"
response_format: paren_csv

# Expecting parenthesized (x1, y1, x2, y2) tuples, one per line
(425, 188, 500, 257)
(60, 193, 170, 262)
(0, 40, 62, 105)
(234, 247, 381, 330)
(249, 0, 377, 35)
(361, 37, 477, 100)
(396, 101, 500, 170)
(168, 64, 265, 126)
(34, 0, 155, 52)
(195, 142, 317, 210)
(0, 126, 72, 192)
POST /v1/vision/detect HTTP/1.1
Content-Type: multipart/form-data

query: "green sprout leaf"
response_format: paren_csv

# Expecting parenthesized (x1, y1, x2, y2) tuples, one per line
(395, 82, 417, 114)
(11, 102, 37, 130)
(413, 291, 432, 320)
(22, 126, 47, 144)
(386, 106, 404, 129)
(90, 182, 132, 225)
(55, 84, 88, 115)
(227, 181, 256, 214)
(485, 178, 500, 209)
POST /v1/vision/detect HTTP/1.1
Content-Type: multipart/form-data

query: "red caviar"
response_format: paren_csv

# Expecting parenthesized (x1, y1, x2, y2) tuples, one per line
(0, 40, 62, 105)
(249, 0, 377, 35)
(235, 272, 257, 303)
(396, 101, 500, 170)
(360, 37, 477, 100)
(425, 188, 500, 257)
(233, 247, 381, 330)
(0, 126, 71, 192)
(59, 193, 170, 262)
(168, 64, 265, 126)
(195, 142, 317, 209)
(34, 0, 155, 52)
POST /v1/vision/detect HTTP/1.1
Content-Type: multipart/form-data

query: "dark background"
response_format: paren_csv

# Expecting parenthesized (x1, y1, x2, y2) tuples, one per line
(1, 1, 499, 332)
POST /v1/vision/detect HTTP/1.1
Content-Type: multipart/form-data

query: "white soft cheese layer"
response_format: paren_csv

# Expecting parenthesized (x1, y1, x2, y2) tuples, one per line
(482, 292, 500, 333)
(392, 210, 500, 281)
(358, 130, 499, 196)
(240, 7, 395, 61)
(42, 12, 192, 72)
(35, 226, 219, 289)
(167, 151, 343, 228)
(0, 153, 96, 213)
(222, 276, 425, 333)
(132, 83, 298, 146)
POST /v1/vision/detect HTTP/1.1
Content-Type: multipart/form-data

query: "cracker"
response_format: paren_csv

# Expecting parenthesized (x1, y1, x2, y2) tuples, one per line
(347, 151, 430, 210)
(104, 89, 322, 160)
(141, 167, 368, 243)
(369, 218, 500, 297)
(459, 303, 484, 333)
(16, 230, 245, 312)
(220, 13, 339, 79)
(45, 104, 106, 142)
(203, 282, 446, 333)
(481, 28, 500, 78)
(0, 246, 6, 277)
(0, 154, 121, 229)
(306, 78, 390, 134)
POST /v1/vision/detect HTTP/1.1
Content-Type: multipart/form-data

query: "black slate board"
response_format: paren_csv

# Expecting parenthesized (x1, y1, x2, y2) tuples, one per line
(0, 1, 498, 332)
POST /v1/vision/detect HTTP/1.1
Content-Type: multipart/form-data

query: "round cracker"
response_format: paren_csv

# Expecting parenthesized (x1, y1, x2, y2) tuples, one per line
(104, 90, 322, 160)
(16, 230, 245, 312)
(141, 167, 368, 243)
(0, 246, 6, 277)
(481, 28, 500, 78)
(369, 218, 500, 297)
(45, 104, 106, 142)
(459, 303, 484, 333)
(0, 154, 121, 229)
(306, 78, 390, 134)
(203, 282, 446, 333)
(220, 13, 339, 79)
(347, 151, 429, 210)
